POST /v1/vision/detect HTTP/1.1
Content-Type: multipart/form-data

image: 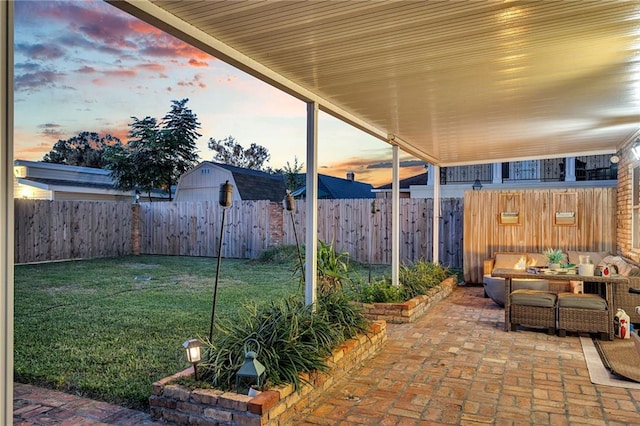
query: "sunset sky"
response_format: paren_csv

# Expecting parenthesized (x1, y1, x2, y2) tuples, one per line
(12, 0, 425, 187)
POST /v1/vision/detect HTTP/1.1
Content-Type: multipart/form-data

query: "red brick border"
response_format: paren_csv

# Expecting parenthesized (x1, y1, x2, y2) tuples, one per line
(360, 276, 458, 323)
(150, 321, 387, 425)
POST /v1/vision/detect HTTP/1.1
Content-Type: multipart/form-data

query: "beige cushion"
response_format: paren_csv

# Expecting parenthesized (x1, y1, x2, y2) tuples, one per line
(494, 253, 527, 269)
(527, 253, 549, 267)
(599, 255, 639, 276)
(511, 289, 557, 308)
(567, 251, 609, 266)
(557, 292, 607, 310)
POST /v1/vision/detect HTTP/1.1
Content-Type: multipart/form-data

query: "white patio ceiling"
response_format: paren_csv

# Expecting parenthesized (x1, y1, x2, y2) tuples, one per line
(109, 0, 640, 166)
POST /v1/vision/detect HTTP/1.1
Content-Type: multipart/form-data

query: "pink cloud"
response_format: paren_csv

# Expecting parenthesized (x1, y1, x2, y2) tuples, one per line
(177, 74, 207, 90)
(37, 123, 65, 141)
(14, 70, 66, 92)
(103, 69, 137, 79)
(189, 58, 209, 67)
(15, 142, 57, 161)
(321, 158, 425, 187)
(137, 63, 166, 73)
(18, 1, 213, 66)
(16, 43, 65, 60)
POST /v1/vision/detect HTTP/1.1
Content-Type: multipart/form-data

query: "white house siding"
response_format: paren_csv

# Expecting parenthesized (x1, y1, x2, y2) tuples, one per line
(174, 163, 242, 202)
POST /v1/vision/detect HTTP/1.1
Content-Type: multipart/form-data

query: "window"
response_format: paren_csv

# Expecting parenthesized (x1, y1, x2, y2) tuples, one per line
(633, 166, 640, 248)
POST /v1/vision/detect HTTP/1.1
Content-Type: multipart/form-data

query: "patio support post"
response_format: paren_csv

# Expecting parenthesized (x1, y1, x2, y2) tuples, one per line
(305, 102, 318, 307)
(391, 145, 400, 286)
(565, 157, 576, 181)
(427, 164, 435, 185)
(492, 163, 502, 184)
(0, 1, 14, 422)
(432, 165, 440, 264)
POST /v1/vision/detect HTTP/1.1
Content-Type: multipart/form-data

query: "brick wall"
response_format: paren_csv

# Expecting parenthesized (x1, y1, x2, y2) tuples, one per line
(267, 202, 284, 248)
(149, 320, 387, 425)
(617, 138, 639, 262)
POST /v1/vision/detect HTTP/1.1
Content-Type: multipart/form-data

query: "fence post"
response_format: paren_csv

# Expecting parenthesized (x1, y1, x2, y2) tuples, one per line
(131, 203, 140, 256)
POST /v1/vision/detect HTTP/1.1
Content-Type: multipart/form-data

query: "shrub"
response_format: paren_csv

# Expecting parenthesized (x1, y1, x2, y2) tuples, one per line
(293, 240, 353, 294)
(317, 290, 370, 341)
(255, 245, 303, 265)
(399, 260, 453, 300)
(199, 290, 369, 391)
(357, 278, 405, 303)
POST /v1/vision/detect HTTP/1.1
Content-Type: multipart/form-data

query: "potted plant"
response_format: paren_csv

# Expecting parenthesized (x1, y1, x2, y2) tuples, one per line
(543, 248, 564, 269)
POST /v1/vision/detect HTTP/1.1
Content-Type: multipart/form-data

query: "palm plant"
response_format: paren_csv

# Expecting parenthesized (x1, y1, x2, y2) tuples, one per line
(543, 248, 564, 265)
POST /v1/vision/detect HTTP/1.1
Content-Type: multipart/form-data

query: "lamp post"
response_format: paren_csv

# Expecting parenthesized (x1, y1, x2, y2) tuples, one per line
(182, 339, 203, 381)
(209, 181, 233, 342)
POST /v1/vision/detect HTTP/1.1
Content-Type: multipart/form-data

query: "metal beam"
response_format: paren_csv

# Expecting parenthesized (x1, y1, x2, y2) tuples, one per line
(305, 102, 318, 307)
(1, 1, 14, 422)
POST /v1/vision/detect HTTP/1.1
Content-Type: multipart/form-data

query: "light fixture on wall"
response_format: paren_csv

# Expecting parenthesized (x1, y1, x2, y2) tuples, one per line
(633, 139, 640, 160)
(472, 179, 483, 191)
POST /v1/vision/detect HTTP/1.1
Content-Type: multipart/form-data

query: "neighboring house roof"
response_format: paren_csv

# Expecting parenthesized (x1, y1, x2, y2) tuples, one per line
(291, 173, 374, 199)
(375, 172, 428, 190)
(13, 159, 170, 199)
(208, 162, 287, 202)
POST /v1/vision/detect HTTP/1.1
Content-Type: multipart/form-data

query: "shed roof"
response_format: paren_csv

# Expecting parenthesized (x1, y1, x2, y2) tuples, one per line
(211, 162, 287, 202)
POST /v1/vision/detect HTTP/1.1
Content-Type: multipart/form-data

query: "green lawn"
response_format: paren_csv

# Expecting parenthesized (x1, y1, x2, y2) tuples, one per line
(13, 255, 307, 410)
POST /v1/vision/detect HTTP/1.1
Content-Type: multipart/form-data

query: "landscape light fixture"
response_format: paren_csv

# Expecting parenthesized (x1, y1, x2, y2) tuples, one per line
(235, 339, 266, 395)
(472, 179, 483, 191)
(182, 339, 203, 381)
(209, 181, 234, 342)
(633, 139, 640, 160)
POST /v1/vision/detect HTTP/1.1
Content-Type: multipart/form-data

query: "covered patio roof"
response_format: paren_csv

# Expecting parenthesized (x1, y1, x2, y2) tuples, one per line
(109, 1, 640, 166)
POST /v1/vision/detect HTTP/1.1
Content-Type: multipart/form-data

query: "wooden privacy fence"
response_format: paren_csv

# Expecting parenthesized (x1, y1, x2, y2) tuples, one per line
(14, 198, 464, 268)
(137, 200, 274, 259)
(283, 199, 463, 267)
(463, 188, 617, 284)
(14, 199, 134, 263)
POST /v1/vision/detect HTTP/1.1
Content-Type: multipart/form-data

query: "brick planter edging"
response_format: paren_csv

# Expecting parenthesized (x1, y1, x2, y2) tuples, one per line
(360, 276, 458, 323)
(149, 320, 387, 425)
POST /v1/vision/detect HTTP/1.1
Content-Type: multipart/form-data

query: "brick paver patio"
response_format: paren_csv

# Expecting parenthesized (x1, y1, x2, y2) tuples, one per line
(13, 383, 160, 425)
(13, 286, 640, 425)
(295, 286, 640, 425)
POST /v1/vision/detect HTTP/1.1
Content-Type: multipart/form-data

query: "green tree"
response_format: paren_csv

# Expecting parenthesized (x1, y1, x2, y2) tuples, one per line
(106, 99, 201, 201)
(208, 135, 270, 170)
(281, 157, 304, 191)
(105, 117, 160, 200)
(43, 132, 122, 168)
(160, 98, 201, 197)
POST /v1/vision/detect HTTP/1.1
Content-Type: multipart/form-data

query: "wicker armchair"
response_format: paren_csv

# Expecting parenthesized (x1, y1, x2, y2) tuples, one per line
(613, 277, 640, 324)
